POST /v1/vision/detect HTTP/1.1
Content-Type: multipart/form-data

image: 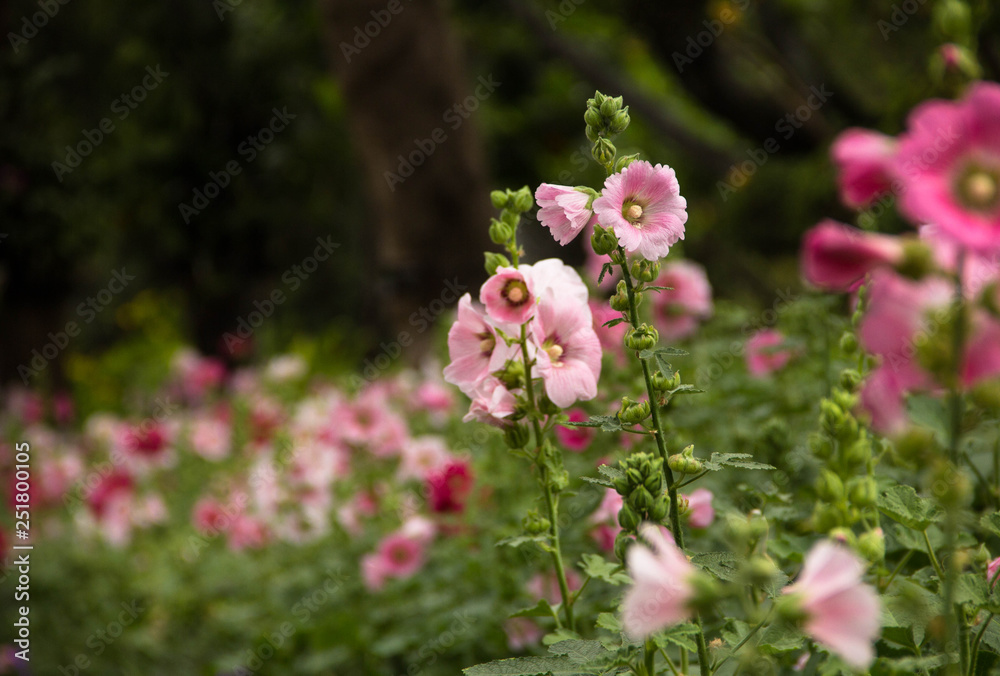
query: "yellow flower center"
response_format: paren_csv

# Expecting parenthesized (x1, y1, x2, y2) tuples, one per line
(479, 336, 496, 354)
(964, 170, 998, 209)
(545, 343, 564, 365)
(507, 286, 524, 302)
(627, 204, 643, 221)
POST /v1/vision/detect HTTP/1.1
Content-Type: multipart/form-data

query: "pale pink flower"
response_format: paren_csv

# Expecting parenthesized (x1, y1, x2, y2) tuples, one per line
(831, 128, 897, 209)
(801, 220, 905, 292)
(361, 532, 427, 590)
(589, 489, 624, 552)
(397, 435, 453, 481)
(746, 330, 794, 377)
(784, 541, 880, 670)
(527, 570, 582, 605)
(400, 515, 437, 544)
(894, 81, 1000, 253)
(37, 453, 83, 505)
(684, 488, 715, 529)
(555, 409, 595, 452)
(462, 376, 517, 427)
(414, 381, 455, 417)
(988, 556, 1000, 588)
(228, 515, 269, 551)
(504, 618, 544, 651)
(535, 184, 595, 245)
(522, 259, 591, 306)
(622, 523, 696, 638)
(188, 415, 231, 461)
(443, 294, 501, 397)
(593, 161, 688, 261)
(481, 266, 536, 326)
(532, 292, 602, 408)
(651, 260, 713, 340)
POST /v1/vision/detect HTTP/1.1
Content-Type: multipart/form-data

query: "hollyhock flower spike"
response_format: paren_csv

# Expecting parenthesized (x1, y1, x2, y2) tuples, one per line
(535, 184, 595, 245)
(801, 220, 905, 292)
(782, 541, 880, 670)
(621, 523, 697, 638)
(593, 160, 687, 261)
(830, 128, 897, 209)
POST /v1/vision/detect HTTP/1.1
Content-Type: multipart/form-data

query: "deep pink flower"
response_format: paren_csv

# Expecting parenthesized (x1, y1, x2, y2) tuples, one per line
(87, 471, 134, 518)
(555, 409, 595, 452)
(684, 488, 715, 529)
(859, 363, 931, 436)
(831, 128, 897, 209)
(535, 184, 595, 245)
(426, 458, 474, 513)
(593, 161, 688, 261)
(589, 488, 624, 552)
(362, 531, 427, 591)
(920, 224, 1000, 299)
(858, 270, 952, 367)
(801, 220, 905, 292)
(481, 267, 536, 326)
(988, 556, 1000, 589)
(894, 81, 1000, 253)
(746, 330, 794, 377)
(963, 314, 1000, 387)
(444, 294, 501, 397)
(622, 523, 696, 638)
(651, 260, 713, 340)
(532, 292, 602, 408)
(123, 423, 170, 458)
(784, 541, 880, 670)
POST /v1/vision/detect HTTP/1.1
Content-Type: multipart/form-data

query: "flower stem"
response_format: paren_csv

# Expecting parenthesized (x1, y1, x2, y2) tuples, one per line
(969, 613, 994, 676)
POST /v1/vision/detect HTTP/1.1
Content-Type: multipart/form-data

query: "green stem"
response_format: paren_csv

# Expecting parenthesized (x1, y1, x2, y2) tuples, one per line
(520, 325, 574, 631)
(923, 529, 945, 580)
(644, 638, 656, 676)
(694, 614, 712, 676)
(969, 613, 994, 676)
(711, 611, 772, 674)
(658, 644, 682, 676)
(881, 550, 914, 592)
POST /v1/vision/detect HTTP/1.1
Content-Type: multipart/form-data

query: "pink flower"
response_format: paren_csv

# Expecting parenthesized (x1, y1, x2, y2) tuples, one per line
(831, 128, 897, 209)
(784, 541, 880, 670)
(988, 556, 1000, 588)
(504, 618, 544, 651)
(651, 260, 713, 340)
(589, 489, 624, 552)
(801, 220, 904, 292)
(444, 293, 501, 397)
(397, 435, 453, 481)
(622, 523, 696, 638)
(859, 363, 931, 436)
(684, 488, 714, 529)
(527, 570, 582, 605)
(920, 224, 1000, 299)
(593, 161, 688, 261)
(87, 471, 134, 518)
(192, 498, 232, 535)
(228, 516, 269, 551)
(361, 532, 427, 591)
(522, 259, 591, 306)
(481, 267, 536, 326)
(188, 415, 231, 461)
(963, 314, 1000, 387)
(535, 184, 594, 245)
(532, 292, 602, 408)
(172, 349, 226, 400)
(462, 376, 517, 427)
(591, 300, 627, 364)
(555, 409, 595, 452)
(746, 330, 794, 377)
(894, 81, 1000, 253)
(425, 458, 474, 513)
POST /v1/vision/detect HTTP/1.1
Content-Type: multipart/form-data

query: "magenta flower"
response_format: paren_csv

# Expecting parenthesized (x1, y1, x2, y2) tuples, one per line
(746, 330, 794, 377)
(532, 292, 602, 408)
(361, 531, 427, 591)
(622, 523, 696, 638)
(831, 128, 897, 209)
(481, 266, 536, 326)
(894, 81, 1000, 253)
(784, 541, 880, 670)
(684, 488, 715, 529)
(589, 488, 624, 552)
(535, 184, 595, 245)
(555, 408, 596, 451)
(425, 458, 474, 513)
(801, 220, 905, 292)
(859, 363, 931, 436)
(443, 294, 501, 397)
(593, 161, 688, 261)
(988, 556, 1000, 589)
(651, 260, 713, 340)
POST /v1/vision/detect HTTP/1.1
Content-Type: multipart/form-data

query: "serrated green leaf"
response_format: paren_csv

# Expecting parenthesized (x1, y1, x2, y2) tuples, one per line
(510, 598, 560, 620)
(757, 622, 805, 654)
(596, 613, 622, 633)
(878, 484, 942, 531)
(602, 317, 628, 329)
(548, 639, 611, 664)
(579, 553, 631, 586)
(702, 452, 775, 472)
(982, 512, 1000, 538)
(691, 552, 743, 581)
(598, 263, 614, 285)
(654, 622, 700, 652)
(542, 628, 583, 646)
(463, 656, 589, 675)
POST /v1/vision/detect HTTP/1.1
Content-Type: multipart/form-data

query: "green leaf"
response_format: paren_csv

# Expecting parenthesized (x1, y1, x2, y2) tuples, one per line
(462, 656, 589, 675)
(956, 572, 990, 608)
(510, 598, 560, 620)
(639, 347, 687, 381)
(641, 285, 673, 292)
(579, 553, 631, 586)
(691, 552, 743, 581)
(757, 622, 805, 655)
(602, 317, 627, 329)
(981, 512, 1000, 538)
(548, 639, 611, 664)
(496, 534, 552, 551)
(654, 622, 699, 652)
(878, 484, 942, 531)
(583, 464, 626, 488)
(596, 613, 622, 633)
(702, 453, 775, 471)
(664, 384, 705, 399)
(542, 628, 582, 646)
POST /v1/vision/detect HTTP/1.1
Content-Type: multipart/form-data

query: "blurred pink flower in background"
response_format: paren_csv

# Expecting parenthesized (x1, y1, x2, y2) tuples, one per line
(503, 618, 544, 651)
(801, 220, 904, 292)
(684, 488, 715, 529)
(526, 569, 582, 605)
(746, 330, 795, 377)
(650, 260, 713, 340)
(555, 409, 595, 452)
(831, 128, 897, 209)
(362, 530, 428, 591)
(622, 523, 695, 638)
(589, 488, 623, 552)
(425, 458, 474, 513)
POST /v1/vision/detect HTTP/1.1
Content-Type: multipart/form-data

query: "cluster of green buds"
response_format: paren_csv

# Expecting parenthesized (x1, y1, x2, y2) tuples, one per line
(590, 224, 619, 257)
(485, 185, 534, 273)
(668, 444, 703, 475)
(617, 396, 650, 425)
(651, 368, 682, 393)
(610, 279, 640, 312)
(629, 259, 660, 283)
(584, 91, 630, 143)
(624, 323, 658, 351)
(522, 508, 551, 536)
(612, 453, 669, 548)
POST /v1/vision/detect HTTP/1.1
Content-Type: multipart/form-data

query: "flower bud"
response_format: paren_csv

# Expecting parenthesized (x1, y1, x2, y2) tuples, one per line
(496, 359, 524, 390)
(490, 190, 509, 209)
(667, 453, 687, 473)
(742, 556, 779, 586)
(816, 469, 845, 502)
(839, 368, 862, 392)
(610, 290, 630, 312)
(484, 251, 510, 276)
(625, 324, 659, 351)
(933, 0, 971, 42)
(842, 438, 871, 467)
(625, 466, 644, 487)
(973, 543, 991, 566)
(630, 259, 660, 283)
(523, 510, 551, 535)
(591, 224, 619, 256)
(584, 107, 604, 131)
(630, 486, 655, 511)
(828, 527, 857, 548)
(608, 109, 631, 135)
(600, 96, 619, 118)
(609, 249, 627, 266)
(849, 476, 878, 509)
(613, 152, 639, 173)
(813, 504, 842, 532)
(685, 457, 704, 474)
(613, 531, 631, 560)
(775, 592, 808, 624)
(748, 510, 769, 540)
(676, 494, 690, 516)
(592, 138, 616, 166)
(618, 503, 641, 531)
(512, 186, 534, 213)
(839, 332, 858, 354)
(550, 469, 570, 493)
(896, 240, 936, 280)
(618, 397, 650, 424)
(858, 528, 885, 564)
(649, 496, 668, 522)
(488, 218, 512, 244)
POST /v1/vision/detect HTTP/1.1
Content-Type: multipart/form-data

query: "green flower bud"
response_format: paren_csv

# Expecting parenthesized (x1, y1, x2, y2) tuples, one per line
(625, 466, 644, 487)
(688, 572, 721, 611)
(858, 528, 885, 564)
(619, 397, 650, 424)
(816, 469, 845, 502)
(828, 527, 858, 549)
(609, 249, 627, 266)
(933, 0, 971, 41)
(807, 433, 833, 459)
(895, 427, 935, 461)
(591, 224, 618, 256)
(742, 556, 779, 586)
(630, 259, 660, 283)
(725, 514, 752, 543)
(584, 107, 604, 130)
(488, 218, 513, 244)
(608, 109, 631, 135)
(551, 469, 570, 493)
(501, 209, 519, 227)
(849, 476, 878, 509)
(585, 125, 599, 143)
(842, 438, 871, 467)
(839, 368, 862, 392)
(503, 423, 530, 449)
(748, 510, 769, 540)
(667, 453, 687, 473)
(614, 152, 639, 173)
(685, 458, 704, 474)
(592, 138, 616, 166)
(643, 472, 663, 494)
(484, 251, 511, 276)
(538, 395, 561, 416)
(813, 503, 841, 532)
(971, 380, 1000, 412)
(618, 503, 641, 531)
(895, 240, 936, 280)
(512, 186, 534, 213)
(973, 543, 991, 566)
(649, 496, 669, 522)
(650, 370, 672, 392)
(490, 190, 509, 209)
(774, 592, 808, 624)
(610, 292, 629, 312)
(630, 485, 654, 511)
(613, 530, 631, 560)
(839, 332, 858, 354)
(625, 324, 659, 351)
(523, 510, 551, 535)
(496, 359, 524, 390)
(613, 476, 630, 496)
(600, 96, 619, 118)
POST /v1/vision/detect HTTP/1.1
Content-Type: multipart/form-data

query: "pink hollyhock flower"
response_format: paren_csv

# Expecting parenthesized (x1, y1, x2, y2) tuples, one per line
(527, 570, 583, 605)
(361, 532, 427, 591)
(831, 128, 897, 209)
(684, 488, 715, 529)
(414, 381, 455, 417)
(522, 259, 591, 306)
(532, 292, 602, 408)
(894, 81, 1000, 253)
(444, 294, 501, 397)
(462, 376, 517, 427)
(859, 363, 931, 436)
(746, 330, 794, 377)
(192, 497, 232, 535)
(504, 618, 544, 651)
(801, 220, 905, 292)
(397, 435, 453, 481)
(481, 267, 536, 326)
(920, 224, 1000, 299)
(593, 161, 688, 261)
(172, 349, 226, 400)
(188, 415, 231, 461)
(87, 471, 134, 518)
(37, 454, 83, 505)
(651, 260, 713, 340)
(228, 516, 269, 551)
(426, 458, 474, 513)
(963, 314, 1000, 387)
(555, 409, 595, 452)
(988, 556, 1000, 588)
(621, 523, 696, 638)
(535, 184, 594, 245)
(122, 422, 171, 459)
(590, 489, 624, 552)
(784, 541, 880, 670)
(400, 515, 437, 544)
